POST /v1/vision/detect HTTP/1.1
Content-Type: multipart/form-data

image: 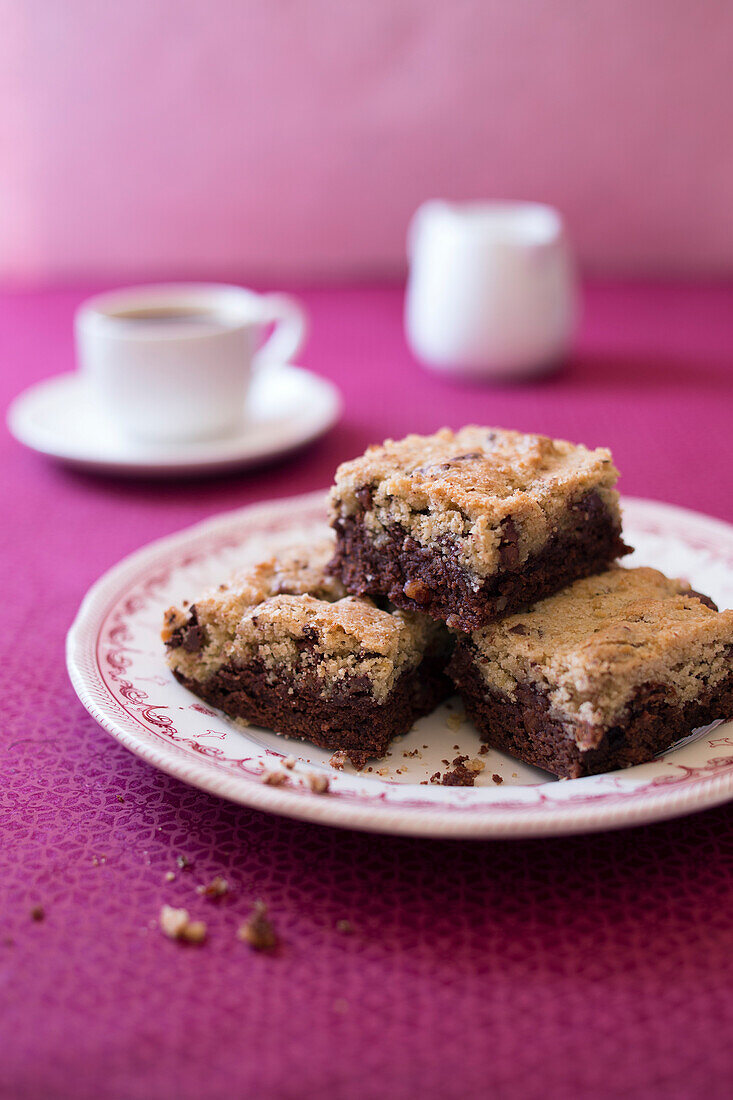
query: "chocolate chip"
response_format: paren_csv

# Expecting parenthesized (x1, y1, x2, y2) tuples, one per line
(355, 486, 373, 511)
(499, 518, 520, 570)
(182, 624, 205, 652)
(448, 452, 482, 462)
(508, 623, 528, 635)
(170, 605, 207, 653)
(682, 588, 718, 611)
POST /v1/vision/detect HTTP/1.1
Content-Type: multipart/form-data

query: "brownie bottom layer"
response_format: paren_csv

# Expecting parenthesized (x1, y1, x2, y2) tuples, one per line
(330, 492, 630, 632)
(174, 656, 452, 769)
(449, 644, 733, 779)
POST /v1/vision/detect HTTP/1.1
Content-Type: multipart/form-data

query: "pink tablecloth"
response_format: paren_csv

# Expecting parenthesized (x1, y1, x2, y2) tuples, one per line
(2, 283, 733, 1100)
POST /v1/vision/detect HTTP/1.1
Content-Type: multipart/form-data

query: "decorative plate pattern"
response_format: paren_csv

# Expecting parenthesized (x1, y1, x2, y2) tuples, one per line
(67, 492, 733, 838)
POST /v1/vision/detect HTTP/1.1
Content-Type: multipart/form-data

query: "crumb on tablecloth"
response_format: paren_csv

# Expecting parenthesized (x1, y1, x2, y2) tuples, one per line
(196, 876, 229, 899)
(159, 905, 207, 944)
(237, 901, 279, 951)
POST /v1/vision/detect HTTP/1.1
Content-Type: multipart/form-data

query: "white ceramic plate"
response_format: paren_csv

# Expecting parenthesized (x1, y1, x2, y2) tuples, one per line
(67, 492, 733, 838)
(7, 364, 341, 476)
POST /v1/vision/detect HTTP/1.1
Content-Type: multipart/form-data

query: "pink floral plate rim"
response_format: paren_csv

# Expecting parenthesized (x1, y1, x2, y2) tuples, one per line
(67, 491, 733, 839)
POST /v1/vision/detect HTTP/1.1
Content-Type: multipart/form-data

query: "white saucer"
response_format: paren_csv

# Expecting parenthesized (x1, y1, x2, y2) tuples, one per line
(7, 364, 341, 477)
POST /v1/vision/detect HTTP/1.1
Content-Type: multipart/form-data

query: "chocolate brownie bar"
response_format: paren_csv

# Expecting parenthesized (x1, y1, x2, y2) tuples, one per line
(329, 427, 629, 632)
(163, 540, 452, 767)
(448, 566, 733, 779)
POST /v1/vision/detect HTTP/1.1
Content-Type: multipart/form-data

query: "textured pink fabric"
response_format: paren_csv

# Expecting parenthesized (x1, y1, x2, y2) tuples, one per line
(3, 2, 733, 280)
(2, 282, 733, 1099)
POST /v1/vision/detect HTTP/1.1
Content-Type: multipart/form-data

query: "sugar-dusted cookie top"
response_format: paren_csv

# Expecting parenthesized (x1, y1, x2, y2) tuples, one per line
(331, 426, 618, 522)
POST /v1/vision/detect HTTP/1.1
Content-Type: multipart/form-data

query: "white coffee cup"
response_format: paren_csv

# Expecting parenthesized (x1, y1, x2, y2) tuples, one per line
(75, 283, 307, 442)
(405, 201, 577, 379)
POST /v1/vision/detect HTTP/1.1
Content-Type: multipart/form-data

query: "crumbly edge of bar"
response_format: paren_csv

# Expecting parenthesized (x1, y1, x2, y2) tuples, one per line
(329, 427, 620, 578)
(163, 536, 449, 704)
(449, 643, 733, 777)
(172, 653, 453, 768)
(329, 492, 628, 631)
(166, 593, 449, 705)
(461, 571, 733, 729)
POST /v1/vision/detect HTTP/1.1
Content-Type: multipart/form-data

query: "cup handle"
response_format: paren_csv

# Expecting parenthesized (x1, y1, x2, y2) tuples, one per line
(252, 293, 308, 368)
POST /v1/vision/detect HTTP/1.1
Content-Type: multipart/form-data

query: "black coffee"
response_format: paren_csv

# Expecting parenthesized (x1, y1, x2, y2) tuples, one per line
(111, 306, 225, 327)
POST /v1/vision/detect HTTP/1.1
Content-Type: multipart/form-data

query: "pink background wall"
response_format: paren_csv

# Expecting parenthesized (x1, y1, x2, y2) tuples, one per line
(2, 0, 732, 281)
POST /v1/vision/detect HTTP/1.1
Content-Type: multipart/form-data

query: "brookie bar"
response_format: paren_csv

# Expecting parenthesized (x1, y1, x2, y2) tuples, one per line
(329, 427, 630, 632)
(448, 566, 733, 778)
(163, 540, 452, 767)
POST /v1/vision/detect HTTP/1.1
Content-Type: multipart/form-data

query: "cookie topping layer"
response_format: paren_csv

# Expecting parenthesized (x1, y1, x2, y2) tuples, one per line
(466, 567, 733, 731)
(164, 539, 445, 703)
(330, 427, 621, 577)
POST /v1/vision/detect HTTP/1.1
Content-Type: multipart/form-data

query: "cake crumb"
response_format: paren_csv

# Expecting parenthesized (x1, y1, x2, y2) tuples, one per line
(262, 770, 287, 787)
(429, 771, 441, 784)
(159, 905, 207, 944)
(164, 871, 176, 883)
(492, 774, 504, 785)
(336, 919, 353, 934)
(308, 774, 330, 794)
(464, 759, 485, 774)
(30, 906, 44, 922)
(116, 794, 125, 803)
(479, 744, 489, 755)
(403, 749, 420, 758)
(447, 711, 465, 732)
(376, 766, 389, 776)
(329, 751, 348, 770)
(196, 876, 229, 899)
(442, 758, 480, 786)
(237, 901, 278, 951)
(282, 756, 296, 770)
(176, 855, 193, 872)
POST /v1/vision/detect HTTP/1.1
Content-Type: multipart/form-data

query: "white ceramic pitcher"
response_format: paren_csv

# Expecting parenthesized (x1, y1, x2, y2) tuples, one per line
(405, 201, 577, 380)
